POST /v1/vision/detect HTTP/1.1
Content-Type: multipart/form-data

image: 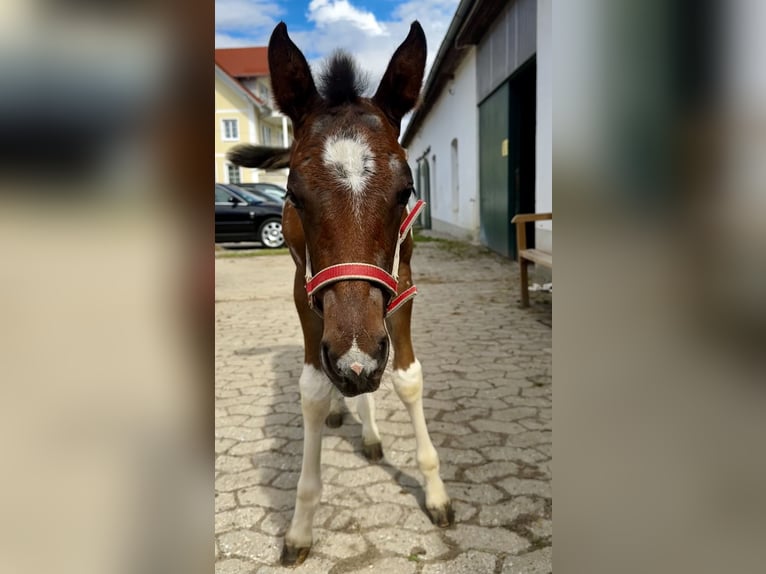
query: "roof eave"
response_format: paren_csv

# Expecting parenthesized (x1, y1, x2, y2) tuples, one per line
(401, 0, 510, 148)
(215, 64, 269, 113)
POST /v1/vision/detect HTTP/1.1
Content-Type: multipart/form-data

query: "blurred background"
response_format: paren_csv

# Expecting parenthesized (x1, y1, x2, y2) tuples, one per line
(555, 0, 766, 573)
(1, 0, 764, 573)
(0, 1, 211, 573)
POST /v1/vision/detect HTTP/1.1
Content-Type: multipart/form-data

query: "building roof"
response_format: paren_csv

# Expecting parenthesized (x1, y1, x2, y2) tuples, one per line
(401, 0, 508, 147)
(215, 64, 267, 110)
(215, 47, 270, 78)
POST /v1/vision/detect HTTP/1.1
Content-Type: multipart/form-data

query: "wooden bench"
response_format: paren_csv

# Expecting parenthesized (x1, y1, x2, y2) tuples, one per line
(510, 213, 552, 307)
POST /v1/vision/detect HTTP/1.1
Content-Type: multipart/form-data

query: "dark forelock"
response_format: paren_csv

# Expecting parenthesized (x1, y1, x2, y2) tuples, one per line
(317, 51, 369, 107)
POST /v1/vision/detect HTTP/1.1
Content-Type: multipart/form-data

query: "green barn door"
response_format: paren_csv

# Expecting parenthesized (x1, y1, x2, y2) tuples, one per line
(479, 82, 510, 257)
(508, 59, 537, 257)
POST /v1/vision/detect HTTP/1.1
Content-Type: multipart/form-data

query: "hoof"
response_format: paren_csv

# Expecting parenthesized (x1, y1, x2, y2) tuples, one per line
(362, 442, 384, 462)
(427, 502, 455, 528)
(325, 412, 343, 428)
(280, 542, 311, 567)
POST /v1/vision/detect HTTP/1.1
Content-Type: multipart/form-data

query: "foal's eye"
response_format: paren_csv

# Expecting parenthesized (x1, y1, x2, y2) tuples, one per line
(286, 190, 303, 209)
(397, 187, 414, 205)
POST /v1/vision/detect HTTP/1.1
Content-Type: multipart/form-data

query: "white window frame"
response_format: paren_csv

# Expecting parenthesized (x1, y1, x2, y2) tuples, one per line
(261, 124, 272, 146)
(226, 163, 241, 184)
(221, 118, 239, 141)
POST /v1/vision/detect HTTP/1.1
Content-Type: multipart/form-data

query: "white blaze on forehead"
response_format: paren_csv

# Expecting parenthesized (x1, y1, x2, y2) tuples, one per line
(322, 133, 375, 196)
(389, 154, 404, 175)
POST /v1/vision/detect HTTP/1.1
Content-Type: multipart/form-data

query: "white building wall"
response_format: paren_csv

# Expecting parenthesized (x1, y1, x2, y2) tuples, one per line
(535, 0, 552, 251)
(405, 50, 479, 241)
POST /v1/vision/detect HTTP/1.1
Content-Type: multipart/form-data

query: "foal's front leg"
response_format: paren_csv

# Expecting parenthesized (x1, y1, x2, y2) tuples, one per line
(281, 364, 332, 565)
(281, 269, 332, 566)
(387, 277, 454, 527)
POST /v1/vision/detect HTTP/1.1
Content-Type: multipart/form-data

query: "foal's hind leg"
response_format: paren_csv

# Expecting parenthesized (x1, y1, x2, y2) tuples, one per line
(325, 387, 345, 428)
(387, 291, 454, 527)
(356, 393, 383, 461)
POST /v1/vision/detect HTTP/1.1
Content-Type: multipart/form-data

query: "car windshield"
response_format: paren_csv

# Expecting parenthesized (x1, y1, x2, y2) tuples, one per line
(256, 188, 286, 203)
(230, 186, 273, 204)
(238, 189, 264, 203)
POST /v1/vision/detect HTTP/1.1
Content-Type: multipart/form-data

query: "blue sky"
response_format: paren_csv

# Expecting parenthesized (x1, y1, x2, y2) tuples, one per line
(216, 0, 460, 84)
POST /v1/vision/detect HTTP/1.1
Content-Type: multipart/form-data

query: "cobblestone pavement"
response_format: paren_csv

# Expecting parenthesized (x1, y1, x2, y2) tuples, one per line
(215, 240, 552, 573)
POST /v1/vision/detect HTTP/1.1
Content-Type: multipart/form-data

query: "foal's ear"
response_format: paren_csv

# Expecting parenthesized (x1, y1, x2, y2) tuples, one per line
(268, 22, 320, 127)
(373, 21, 427, 132)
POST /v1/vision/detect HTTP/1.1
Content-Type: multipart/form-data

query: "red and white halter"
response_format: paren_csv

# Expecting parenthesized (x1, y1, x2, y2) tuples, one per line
(305, 199, 426, 317)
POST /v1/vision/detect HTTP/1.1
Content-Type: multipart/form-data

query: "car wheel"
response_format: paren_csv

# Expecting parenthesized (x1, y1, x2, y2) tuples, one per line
(258, 218, 284, 248)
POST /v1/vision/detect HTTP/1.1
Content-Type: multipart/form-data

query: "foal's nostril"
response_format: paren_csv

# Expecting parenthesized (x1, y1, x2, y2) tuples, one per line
(320, 342, 337, 376)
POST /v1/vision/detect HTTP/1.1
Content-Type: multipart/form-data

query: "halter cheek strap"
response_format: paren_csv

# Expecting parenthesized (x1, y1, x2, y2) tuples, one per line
(304, 199, 426, 317)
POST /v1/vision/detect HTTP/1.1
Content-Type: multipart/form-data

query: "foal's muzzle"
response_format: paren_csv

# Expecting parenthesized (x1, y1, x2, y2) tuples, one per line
(320, 336, 389, 397)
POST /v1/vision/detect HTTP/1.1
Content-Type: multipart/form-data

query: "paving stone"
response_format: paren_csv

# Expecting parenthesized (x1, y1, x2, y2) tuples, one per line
(216, 455, 254, 473)
(448, 482, 507, 505)
(216, 415, 250, 427)
(501, 547, 552, 574)
(445, 524, 530, 554)
(468, 419, 526, 435)
(492, 407, 538, 422)
(331, 465, 394, 487)
(237, 486, 297, 510)
(508, 430, 552, 448)
(216, 426, 265, 442)
(464, 461, 521, 483)
(365, 527, 450, 559)
(497, 477, 551, 498)
(401, 507, 437, 532)
(325, 507, 359, 531)
(311, 529, 368, 559)
(353, 502, 404, 528)
(479, 445, 548, 464)
(216, 492, 237, 512)
(215, 468, 281, 492)
(451, 431, 506, 449)
(322, 483, 373, 507)
(215, 558, 257, 574)
(478, 496, 546, 527)
(430, 447, 484, 465)
(215, 507, 266, 533)
(216, 243, 550, 574)
(258, 511, 291, 536)
(256, 557, 334, 574)
(216, 439, 237, 454)
(364, 481, 419, 505)
(226, 405, 274, 417)
(421, 550, 496, 574)
(344, 556, 417, 574)
(528, 517, 552, 539)
(441, 408, 489, 424)
(217, 530, 281, 564)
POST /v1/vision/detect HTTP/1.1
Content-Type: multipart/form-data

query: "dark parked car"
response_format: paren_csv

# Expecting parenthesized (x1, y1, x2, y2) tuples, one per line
(237, 182, 287, 204)
(215, 184, 285, 248)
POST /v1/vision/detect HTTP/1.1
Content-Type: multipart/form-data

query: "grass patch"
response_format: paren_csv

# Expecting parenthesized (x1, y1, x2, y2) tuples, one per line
(412, 231, 444, 243)
(216, 247, 290, 258)
(413, 229, 483, 257)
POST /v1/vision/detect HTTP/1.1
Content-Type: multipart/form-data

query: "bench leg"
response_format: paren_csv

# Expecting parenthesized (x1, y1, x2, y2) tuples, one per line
(519, 259, 530, 308)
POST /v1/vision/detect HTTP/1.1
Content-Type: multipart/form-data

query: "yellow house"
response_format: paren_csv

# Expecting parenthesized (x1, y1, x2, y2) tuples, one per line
(215, 47, 292, 186)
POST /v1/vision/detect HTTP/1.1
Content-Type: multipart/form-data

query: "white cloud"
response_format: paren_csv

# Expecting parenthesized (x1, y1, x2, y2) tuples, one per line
(215, 0, 283, 34)
(308, 0, 387, 37)
(215, 0, 460, 91)
(294, 0, 459, 88)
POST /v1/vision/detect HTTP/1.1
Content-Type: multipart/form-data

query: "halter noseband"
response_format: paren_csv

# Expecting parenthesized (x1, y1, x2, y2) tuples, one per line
(304, 199, 426, 317)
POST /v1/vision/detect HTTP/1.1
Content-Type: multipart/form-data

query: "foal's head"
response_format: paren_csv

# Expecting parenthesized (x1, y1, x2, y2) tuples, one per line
(269, 22, 426, 396)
